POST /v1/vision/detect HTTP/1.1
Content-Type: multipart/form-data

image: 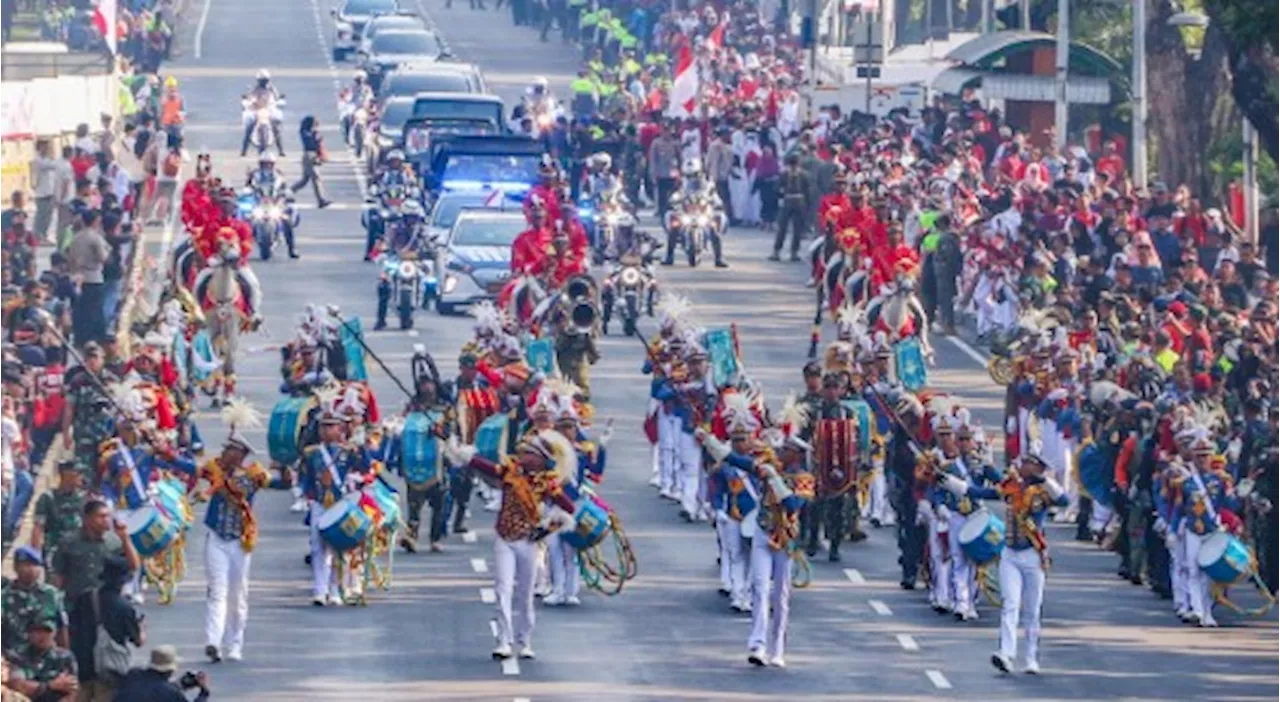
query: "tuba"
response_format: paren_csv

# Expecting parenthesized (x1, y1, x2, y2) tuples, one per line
(562, 274, 600, 336)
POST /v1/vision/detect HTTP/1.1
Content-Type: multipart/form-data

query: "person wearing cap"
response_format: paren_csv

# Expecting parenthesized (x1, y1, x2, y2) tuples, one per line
(703, 392, 762, 613)
(32, 461, 87, 572)
(301, 411, 375, 607)
(113, 646, 209, 702)
(397, 368, 458, 555)
(941, 450, 1067, 674)
(923, 415, 965, 615)
(444, 430, 577, 660)
(60, 342, 119, 483)
(1176, 434, 1239, 628)
(544, 391, 610, 607)
(655, 346, 715, 521)
(451, 351, 499, 534)
(886, 392, 929, 590)
(798, 372, 859, 562)
(697, 419, 814, 668)
(5, 616, 77, 701)
(189, 429, 274, 662)
(1, 547, 66, 659)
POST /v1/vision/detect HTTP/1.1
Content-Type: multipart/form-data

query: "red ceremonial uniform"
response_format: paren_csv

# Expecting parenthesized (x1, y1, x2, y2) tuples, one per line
(511, 225, 552, 276)
(196, 217, 254, 266)
(180, 179, 213, 230)
(522, 185, 562, 225)
(871, 244, 919, 294)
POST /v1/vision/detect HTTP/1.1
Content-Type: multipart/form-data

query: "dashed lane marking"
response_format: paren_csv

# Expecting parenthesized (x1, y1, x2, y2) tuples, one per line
(462, 530, 478, 543)
(947, 335, 989, 365)
(470, 558, 489, 574)
(514, 698, 531, 702)
(843, 568, 866, 585)
(925, 670, 952, 690)
(501, 658, 520, 676)
(480, 588, 496, 604)
(194, 0, 213, 59)
(489, 620, 498, 637)
(868, 599, 892, 616)
(895, 634, 920, 652)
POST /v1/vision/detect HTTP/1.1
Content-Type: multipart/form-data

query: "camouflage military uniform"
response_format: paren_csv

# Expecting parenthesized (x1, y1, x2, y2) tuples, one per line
(66, 371, 119, 481)
(0, 580, 67, 657)
(51, 531, 126, 600)
(33, 487, 86, 568)
(10, 641, 77, 699)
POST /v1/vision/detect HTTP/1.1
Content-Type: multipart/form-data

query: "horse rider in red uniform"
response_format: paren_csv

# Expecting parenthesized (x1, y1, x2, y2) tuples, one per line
(191, 188, 263, 323)
(523, 156, 563, 226)
(181, 152, 216, 232)
(870, 222, 919, 295)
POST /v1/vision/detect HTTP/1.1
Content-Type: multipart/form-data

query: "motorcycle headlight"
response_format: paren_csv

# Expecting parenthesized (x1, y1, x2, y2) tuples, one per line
(398, 261, 416, 279)
(696, 215, 710, 227)
(252, 205, 266, 219)
(680, 215, 692, 226)
(536, 114, 553, 128)
(577, 207, 593, 219)
(266, 205, 283, 220)
(256, 108, 270, 121)
(443, 274, 459, 293)
(604, 213, 622, 226)
(620, 267, 641, 287)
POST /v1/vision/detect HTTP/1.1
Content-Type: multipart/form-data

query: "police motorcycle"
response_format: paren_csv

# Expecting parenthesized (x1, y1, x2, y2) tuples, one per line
(663, 159, 728, 268)
(339, 72, 374, 159)
(375, 200, 440, 331)
(237, 154, 299, 261)
(599, 216, 660, 337)
(578, 153, 634, 265)
(518, 76, 564, 138)
(240, 88, 286, 157)
(362, 151, 422, 260)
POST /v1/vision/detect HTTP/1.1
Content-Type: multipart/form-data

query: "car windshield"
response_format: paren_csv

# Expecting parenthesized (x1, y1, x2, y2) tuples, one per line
(451, 217, 525, 247)
(378, 100, 415, 130)
(368, 18, 421, 36)
(385, 72, 470, 95)
(430, 197, 484, 228)
(412, 100, 501, 123)
(372, 32, 440, 55)
(442, 154, 540, 187)
(344, 0, 397, 14)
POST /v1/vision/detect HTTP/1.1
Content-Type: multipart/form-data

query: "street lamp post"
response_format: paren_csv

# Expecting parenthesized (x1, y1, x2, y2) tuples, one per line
(1054, 0, 1069, 149)
(1132, 0, 1147, 189)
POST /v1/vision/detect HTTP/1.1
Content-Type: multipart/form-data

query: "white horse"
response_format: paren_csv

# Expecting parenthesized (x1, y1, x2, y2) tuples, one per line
(193, 240, 260, 405)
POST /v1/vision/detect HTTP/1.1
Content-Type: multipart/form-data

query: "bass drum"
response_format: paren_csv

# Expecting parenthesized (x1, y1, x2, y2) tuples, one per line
(268, 396, 319, 465)
(476, 413, 512, 465)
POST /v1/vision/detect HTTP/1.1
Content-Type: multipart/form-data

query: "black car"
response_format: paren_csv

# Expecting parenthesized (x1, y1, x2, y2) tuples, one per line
(359, 29, 445, 91)
(330, 0, 399, 61)
(378, 63, 486, 100)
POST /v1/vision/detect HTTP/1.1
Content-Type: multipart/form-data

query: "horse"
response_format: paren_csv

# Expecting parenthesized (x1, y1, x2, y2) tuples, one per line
(192, 240, 257, 406)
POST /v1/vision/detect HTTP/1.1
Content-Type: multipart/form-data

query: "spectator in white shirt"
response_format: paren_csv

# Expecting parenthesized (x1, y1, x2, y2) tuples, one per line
(87, 152, 132, 205)
(31, 139, 60, 244)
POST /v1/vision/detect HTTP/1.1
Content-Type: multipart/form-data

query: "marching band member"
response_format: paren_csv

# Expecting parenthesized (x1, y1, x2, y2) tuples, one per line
(924, 415, 960, 614)
(706, 392, 762, 613)
(800, 372, 859, 562)
(545, 387, 610, 607)
(940, 450, 1066, 674)
(189, 414, 275, 664)
(643, 295, 691, 492)
(301, 411, 375, 606)
(697, 412, 815, 667)
(886, 392, 930, 590)
(398, 354, 457, 554)
(1177, 432, 1238, 628)
(453, 350, 499, 533)
(444, 430, 578, 660)
(654, 345, 715, 522)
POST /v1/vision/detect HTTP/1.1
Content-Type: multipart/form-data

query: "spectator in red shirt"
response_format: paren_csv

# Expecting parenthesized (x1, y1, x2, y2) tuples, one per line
(1095, 140, 1127, 183)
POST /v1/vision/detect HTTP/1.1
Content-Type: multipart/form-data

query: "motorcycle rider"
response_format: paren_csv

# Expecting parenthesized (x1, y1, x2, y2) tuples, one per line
(241, 69, 286, 157)
(341, 71, 374, 146)
(522, 76, 560, 135)
(373, 202, 427, 330)
(665, 158, 728, 268)
(245, 153, 299, 259)
(364, 149, 420, 260)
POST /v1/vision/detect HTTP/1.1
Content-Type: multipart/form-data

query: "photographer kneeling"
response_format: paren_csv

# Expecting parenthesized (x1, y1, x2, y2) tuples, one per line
(113, 646, 210, 702)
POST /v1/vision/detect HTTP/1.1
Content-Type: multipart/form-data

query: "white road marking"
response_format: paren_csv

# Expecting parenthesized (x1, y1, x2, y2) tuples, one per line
(501, 658, 520, 675)
(479, 588, 496, 604)
(868, 599, 892, 616)
(488, 620, 498, 637)
(462, 530, 478, 543)
(895, 634, 919, 652)
(470, 557, 488, 574)
(925, 670, 952, 690)
(514, 698, 531, 702)
(947, 335, 989, 365)
(843, 568, 866, 585)
(406, 329, 420, 337)
(293, 202, 358, 210)
(194, 0, 213, 59)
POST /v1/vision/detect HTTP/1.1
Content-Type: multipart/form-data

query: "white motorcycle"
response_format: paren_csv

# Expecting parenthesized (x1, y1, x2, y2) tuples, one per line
(241, 96, 286, 156)
(338, 88, 371, 158)
(523, 96, 562, 137)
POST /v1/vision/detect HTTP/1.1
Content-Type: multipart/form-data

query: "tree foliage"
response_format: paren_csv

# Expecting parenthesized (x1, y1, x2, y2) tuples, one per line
(1202, 0, 1279, 160)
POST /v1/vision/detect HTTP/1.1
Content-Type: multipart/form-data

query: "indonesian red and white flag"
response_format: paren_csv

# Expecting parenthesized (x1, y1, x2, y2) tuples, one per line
(666, 44, 697, 119)
(707, 23, 726, 52)
(93, 0, 118, 54)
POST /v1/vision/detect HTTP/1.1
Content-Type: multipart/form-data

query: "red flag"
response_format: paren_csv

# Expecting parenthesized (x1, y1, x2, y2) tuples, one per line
(708, 23, 726, 52)
(93, 0, 118, 54)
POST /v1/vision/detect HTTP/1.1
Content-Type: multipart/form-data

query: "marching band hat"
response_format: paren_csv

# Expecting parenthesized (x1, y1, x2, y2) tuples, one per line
(318, 411, 345, 427)
(933, 415, 955, 435)
(224, 428, 256, 454)
(956, 423, 974, 439)
(686, 345, 709, 362)
(1191, 436, 1215, 456)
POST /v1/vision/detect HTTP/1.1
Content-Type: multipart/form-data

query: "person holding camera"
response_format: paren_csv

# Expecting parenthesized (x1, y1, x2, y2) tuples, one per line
(112, 647, 209, 702)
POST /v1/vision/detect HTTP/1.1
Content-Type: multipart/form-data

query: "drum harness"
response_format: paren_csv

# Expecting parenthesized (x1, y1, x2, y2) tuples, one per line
(1187, 470, 1276, 616)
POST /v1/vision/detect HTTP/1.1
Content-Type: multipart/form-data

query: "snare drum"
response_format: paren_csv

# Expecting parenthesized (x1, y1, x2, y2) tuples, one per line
(1196, 531, 1254, 584)
(268, 396, 318, 465)
(958, 509, 1006, 565)
(365, 476, 402, 530)
(317, 495, 373, 552)
(561, 488, 612, 551)
(476, 413, 511, 464)
(126, 506, 180, 557)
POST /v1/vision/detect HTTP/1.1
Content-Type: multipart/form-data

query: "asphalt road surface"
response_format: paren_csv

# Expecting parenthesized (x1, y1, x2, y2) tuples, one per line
(133, 0, 1280, 699)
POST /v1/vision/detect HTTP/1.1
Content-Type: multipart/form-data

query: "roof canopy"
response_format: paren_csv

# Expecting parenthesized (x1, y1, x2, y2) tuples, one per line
(946, 30, 1126, 89)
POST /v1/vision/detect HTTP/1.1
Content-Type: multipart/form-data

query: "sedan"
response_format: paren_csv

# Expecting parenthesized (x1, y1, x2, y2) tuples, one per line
(437, 211, 526, 315)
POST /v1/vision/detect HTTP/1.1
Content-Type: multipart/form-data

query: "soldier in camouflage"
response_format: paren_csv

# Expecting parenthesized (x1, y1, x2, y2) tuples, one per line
(6, 617, 78, 701)
(60, 343, 119, 485)
(31, 461, 87, 570)
(1, 547, 68, 658)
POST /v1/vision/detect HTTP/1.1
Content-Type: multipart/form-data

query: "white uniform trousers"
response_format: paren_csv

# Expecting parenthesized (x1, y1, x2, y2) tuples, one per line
(546, 531, 580, 600)
(204, 529, 252, 654)
(1183, 531, 1214, 623)
(493, 537, 538, 648)
(748, 537, 791, 658)
(715, 514, 749, 607)
(947, 512, 976, 614)
(657, 410, 680, 496)
(308, 502, 361, 598)
(674, 432, 702, 517)
(860, 467, 894, 524)
(998, 547, 1046, 666)
(924, 506, 951, 608)
(1171, 525, 1190, 613)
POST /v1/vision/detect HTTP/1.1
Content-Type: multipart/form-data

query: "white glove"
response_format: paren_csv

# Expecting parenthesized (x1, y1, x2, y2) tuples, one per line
(1226, 437, 1243, 463)
(1234, 478, 1254, 499)
(915, 500, 931, 526)
(1042, 476, 1065, 501)
(935, 504, 952, 524)
(1164, 532, 1178, 552)
(940, 474, 968, 497)
(1153, 517, 1168, 536)
(597, 418, 615, 449)
(444, 436, 477, 467)
(702, 434, 731, 462)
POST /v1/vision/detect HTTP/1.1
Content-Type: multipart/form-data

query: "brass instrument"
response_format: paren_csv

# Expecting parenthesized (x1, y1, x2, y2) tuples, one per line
(560, 274, 600, 336)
